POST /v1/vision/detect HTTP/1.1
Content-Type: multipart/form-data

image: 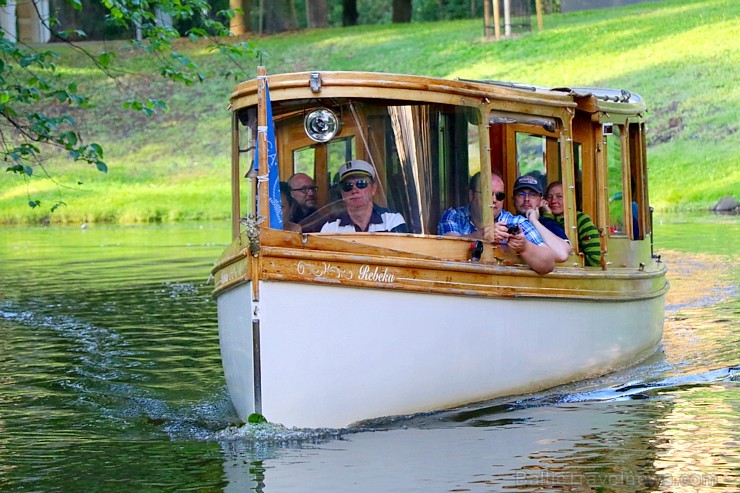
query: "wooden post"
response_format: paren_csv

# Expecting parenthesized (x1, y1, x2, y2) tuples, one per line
(503, 0, 511, 37)
(483, 0, 491, 39)
(479, 111, 493, 228)
(256, 66, 270, 228)
(493, 0, 501, 40)
(536, 0, 543, 31)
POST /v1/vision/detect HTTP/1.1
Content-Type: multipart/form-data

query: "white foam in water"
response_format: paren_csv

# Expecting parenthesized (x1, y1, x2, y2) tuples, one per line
(211, 422, 344, 443)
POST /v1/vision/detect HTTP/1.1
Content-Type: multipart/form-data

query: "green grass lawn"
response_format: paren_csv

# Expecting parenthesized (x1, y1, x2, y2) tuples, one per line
(1, 0, 738, 224)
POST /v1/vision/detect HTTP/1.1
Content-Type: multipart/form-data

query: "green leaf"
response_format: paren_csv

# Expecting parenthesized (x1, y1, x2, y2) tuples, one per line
(28, 200, 41, 208)
(98, 51, 111, 68)
(96, 161, 108, 173)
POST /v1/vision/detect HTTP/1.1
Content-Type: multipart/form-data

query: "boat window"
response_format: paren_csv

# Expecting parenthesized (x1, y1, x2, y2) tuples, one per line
(293, 146, 315, 178)
(245, 98, 481, 235)
(573, 142, 583, 210)
(327, 137, 356, 183)
(292, 137, 355, 181)
(236, 106, 257, 224)
(545, 141, 583, 210)
(239, 98, 482, 234)
(629, 122, 647, 238)
(373, 103, 481, 234)
(606, 125, 626, 235)
(517, 133, 545, 178)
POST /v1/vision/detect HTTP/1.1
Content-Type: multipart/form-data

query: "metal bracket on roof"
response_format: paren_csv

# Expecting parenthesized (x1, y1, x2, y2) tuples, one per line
(310, 72, 322, 93)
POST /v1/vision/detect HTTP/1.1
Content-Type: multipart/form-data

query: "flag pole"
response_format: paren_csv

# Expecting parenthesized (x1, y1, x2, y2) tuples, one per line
(256, 65, 270, 228)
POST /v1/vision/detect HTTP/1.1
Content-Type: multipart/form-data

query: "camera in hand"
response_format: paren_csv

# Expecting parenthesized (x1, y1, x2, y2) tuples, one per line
(507, 225, 521, 235)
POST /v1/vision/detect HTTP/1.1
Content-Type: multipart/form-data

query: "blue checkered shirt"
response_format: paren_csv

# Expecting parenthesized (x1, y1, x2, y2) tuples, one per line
(498, 210, 544, 245)
(437, 206, 544, 245)
(437, 205, 477, 236)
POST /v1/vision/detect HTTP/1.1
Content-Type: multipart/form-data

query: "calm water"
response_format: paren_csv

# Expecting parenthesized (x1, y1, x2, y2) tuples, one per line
(0, 215, 737, 492)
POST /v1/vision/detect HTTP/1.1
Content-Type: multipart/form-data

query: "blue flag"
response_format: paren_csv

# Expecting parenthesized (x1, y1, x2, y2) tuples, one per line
(254, 81, 283, 230)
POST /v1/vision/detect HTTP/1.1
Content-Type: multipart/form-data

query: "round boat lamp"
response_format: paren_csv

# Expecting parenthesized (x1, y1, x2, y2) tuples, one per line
(304, 108, 341, 142)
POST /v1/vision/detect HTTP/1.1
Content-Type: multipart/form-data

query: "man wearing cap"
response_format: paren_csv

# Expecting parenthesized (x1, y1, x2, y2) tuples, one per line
(511, 174, 571, 263)
(320, 160, 408, 233)
(287, 173, 319, 224)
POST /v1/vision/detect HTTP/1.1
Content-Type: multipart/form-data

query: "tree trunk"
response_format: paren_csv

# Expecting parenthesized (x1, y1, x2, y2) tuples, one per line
(229, 0, 252, 34)
(392, 0, 412, 23)
(306, 0, 328, 28)
(342, 0, 358, 26)
(263, 0, 295, 33)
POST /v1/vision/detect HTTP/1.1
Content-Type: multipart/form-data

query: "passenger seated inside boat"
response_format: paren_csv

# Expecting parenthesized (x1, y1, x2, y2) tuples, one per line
(437, 172, 556, 274)
(287, 173, 318, 224)
(543, 181, 601, 266)
(437, 172, 490, 240)
(511, 175, 571, 263)
(279, 182, 302, 233)
(319, 160, 408, 233)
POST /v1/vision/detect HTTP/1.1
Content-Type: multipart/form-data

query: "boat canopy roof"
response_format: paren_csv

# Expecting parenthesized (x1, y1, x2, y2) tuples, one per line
(231, 71, 645, 118)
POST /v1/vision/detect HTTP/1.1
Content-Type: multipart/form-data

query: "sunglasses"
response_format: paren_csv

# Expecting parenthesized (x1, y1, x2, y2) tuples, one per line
(341, 179, 370, 192)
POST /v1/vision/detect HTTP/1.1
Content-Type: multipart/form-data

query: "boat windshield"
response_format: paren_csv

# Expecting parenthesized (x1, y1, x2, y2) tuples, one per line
(242, 98, 483, 235)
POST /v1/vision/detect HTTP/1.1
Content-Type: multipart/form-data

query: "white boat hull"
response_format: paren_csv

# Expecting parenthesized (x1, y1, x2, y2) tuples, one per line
(217, 280, 664, 428)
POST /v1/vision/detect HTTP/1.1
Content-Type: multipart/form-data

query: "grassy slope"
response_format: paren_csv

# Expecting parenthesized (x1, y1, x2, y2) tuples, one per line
(1, 0, 737, 224)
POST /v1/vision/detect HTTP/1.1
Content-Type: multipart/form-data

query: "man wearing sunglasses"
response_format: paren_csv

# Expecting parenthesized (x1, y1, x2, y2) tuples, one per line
(319, 160, 408, 233)
(438, 172, 498, 239)
(287, 173, 319, 224)
(438, 172, 556, 274)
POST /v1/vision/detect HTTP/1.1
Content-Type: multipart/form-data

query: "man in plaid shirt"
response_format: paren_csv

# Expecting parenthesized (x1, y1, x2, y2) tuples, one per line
(437, 172, 555, 274)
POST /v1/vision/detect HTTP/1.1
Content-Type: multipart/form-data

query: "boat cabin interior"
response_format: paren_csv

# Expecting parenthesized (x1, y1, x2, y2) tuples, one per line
(232, 76, 652, 269)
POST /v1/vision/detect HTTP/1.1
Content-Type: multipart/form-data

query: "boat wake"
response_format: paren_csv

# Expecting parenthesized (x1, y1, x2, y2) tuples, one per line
(203, 363, 738, 442)
(424, 364, 740, 428)
(562, 366, 739, 402)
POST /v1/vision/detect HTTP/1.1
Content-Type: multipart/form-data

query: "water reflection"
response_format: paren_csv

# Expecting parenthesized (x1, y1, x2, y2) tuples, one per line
(214, 368, 737, 492)
(0, 219, 737, 492)
(653, 385, 737, 492)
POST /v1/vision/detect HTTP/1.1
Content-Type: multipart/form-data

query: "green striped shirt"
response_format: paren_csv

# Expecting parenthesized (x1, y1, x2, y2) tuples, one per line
(545, 211, 601, 267)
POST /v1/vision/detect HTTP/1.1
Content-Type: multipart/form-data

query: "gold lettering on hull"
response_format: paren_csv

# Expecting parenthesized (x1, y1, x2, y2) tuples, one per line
(297, 261, 354, 280)
(296, 261, 396, 284)
(358, 264, 395, 283)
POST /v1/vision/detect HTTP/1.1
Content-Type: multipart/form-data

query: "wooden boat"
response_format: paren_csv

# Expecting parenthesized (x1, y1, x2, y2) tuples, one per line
(212, 69, 668, 429)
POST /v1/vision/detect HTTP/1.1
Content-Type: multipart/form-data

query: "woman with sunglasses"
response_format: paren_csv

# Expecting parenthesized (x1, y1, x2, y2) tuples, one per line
(319, 160, 408, 233)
